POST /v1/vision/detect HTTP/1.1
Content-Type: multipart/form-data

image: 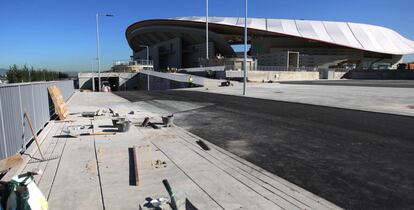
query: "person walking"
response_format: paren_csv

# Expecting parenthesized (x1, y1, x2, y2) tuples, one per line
(188, 75, 193, 87)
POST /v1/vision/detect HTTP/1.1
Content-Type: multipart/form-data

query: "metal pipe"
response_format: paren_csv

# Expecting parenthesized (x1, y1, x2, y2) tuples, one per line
(243, 0, 248, 95)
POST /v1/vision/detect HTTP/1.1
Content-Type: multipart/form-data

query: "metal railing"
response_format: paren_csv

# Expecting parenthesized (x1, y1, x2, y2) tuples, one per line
(113, 59, 153, 66)
(0, 80, 74, 159)
(254, 66, 319, 72)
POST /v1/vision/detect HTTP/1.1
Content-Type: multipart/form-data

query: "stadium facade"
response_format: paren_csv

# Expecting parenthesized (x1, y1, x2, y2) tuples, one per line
(126, 17, 414, 71)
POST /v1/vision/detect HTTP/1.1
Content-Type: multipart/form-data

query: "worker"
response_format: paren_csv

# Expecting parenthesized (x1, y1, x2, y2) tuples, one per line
(188, 76, 193, 87)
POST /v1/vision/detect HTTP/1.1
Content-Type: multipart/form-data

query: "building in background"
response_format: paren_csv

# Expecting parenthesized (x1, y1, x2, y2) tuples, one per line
(126, 17, 414, 71)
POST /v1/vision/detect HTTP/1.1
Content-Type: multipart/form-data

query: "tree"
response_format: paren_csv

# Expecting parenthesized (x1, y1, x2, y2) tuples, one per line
(6, 64, 69, 83)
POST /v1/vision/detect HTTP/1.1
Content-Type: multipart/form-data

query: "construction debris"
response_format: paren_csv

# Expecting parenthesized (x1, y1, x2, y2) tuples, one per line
(141, 117, 150, 127)
(131, 146, 140, 186)
(153, 160, 167, 169)
(116, 121, 131, 132)
(196, 140, 210, 151)
(81, 112, 95, 117)
(161, 115, 174, 127)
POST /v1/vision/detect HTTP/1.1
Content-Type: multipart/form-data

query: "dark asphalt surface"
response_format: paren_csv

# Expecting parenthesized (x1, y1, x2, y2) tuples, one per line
(115, 90, 414, 210)
(279, 80, 414, 88)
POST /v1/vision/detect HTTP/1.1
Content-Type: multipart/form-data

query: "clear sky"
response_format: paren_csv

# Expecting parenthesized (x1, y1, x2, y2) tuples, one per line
(1, 0, 413, 72)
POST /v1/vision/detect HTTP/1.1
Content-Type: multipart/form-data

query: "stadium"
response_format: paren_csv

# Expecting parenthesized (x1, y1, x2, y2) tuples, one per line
(126, 17, 414, 71)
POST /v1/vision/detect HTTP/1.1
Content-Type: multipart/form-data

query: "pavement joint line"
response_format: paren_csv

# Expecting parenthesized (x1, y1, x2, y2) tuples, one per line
(92, 119, 106, 210)
(46, 121, 72, 200)
(20, 122, 60, 174)
(37, 122, 67, 185)
(173, 137, 293, 210)
(171, 129, 326, 209)
(150, 140, 226, 210)
(173, 127, 339, 209)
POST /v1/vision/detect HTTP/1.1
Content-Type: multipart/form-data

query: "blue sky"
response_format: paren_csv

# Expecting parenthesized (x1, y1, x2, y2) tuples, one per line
(0, 0, 413, 72)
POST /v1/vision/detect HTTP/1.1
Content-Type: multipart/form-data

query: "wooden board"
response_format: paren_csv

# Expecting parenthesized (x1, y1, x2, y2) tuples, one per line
(0, 154, 23, 173)
(48, 85, 69, 120)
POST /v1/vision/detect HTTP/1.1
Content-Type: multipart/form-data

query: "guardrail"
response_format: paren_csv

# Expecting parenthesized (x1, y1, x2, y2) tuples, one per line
(113, 59, 153, 66)
(0, 80, 74, 159)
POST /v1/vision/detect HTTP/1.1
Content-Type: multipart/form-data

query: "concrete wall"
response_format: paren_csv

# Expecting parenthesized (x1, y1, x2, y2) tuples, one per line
(78, 73, 138, 91)
(226, 71, 319, 81)
(343, 70, 414, 80)
(135, 73, 191, 91)
(319, 69, 347, 79)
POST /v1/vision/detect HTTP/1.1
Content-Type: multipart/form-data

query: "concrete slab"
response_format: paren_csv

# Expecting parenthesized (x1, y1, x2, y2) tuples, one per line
(182, 82, 414, 116)
(4, 91, 342, 210)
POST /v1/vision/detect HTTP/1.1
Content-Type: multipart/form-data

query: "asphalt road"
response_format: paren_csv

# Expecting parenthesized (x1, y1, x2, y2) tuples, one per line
(115, 90, 414, 209)
(279, 80, 414, 88)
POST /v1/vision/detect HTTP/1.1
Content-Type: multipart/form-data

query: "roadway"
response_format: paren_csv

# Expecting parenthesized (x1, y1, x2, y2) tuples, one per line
(115, 89, 414, 209)
(279, 79, 414, 88)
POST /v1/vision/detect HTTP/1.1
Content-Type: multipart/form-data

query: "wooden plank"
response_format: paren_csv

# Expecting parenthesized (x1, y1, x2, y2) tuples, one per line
(48, 85, 68, 120)
(0, 154, 23, 173)
(131, 146, 140, 186)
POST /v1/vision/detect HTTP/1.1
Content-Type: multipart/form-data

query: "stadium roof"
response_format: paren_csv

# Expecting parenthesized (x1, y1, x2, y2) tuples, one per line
(127, 16, 414, 55)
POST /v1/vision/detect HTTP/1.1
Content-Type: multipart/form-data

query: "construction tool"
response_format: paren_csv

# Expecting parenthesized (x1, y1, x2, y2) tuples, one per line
(24, 112, 60, 162)
(162, 179, 178, 210)
(24, 112, 45, 160)
(80, 132, 116, 136)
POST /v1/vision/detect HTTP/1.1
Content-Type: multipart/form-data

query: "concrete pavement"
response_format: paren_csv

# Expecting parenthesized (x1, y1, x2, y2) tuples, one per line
(182, 82, 414, 116)
(116, 89, 414, 209)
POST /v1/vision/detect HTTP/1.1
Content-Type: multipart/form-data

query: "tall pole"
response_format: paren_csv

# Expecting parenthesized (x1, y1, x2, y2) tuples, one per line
(206, 0, 209, 60)
(146, 46, 150, 91)
(95, 13, 101, 92)
(243, 0, 248, 95)
(91, 60, 95, 91)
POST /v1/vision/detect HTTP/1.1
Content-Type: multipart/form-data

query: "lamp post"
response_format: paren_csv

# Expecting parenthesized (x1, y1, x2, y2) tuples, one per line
(243, 0, 247, 95)
(139, 45, 150, 91)
(91, 60, 95, 91)
(96, 13, 113, 92)
(206, 0, 209, 60)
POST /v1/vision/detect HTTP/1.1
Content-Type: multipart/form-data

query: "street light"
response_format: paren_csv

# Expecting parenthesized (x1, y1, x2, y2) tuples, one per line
(243, 0, 248, 95)
(96, 13, 113, 92)
(206, 0, 209, 60)
(139, 45, 150, 91)
(91, 59, 95, 91)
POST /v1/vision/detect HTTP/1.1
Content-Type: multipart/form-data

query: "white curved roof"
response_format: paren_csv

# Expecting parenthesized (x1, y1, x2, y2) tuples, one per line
(172, 17, 414, 55)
